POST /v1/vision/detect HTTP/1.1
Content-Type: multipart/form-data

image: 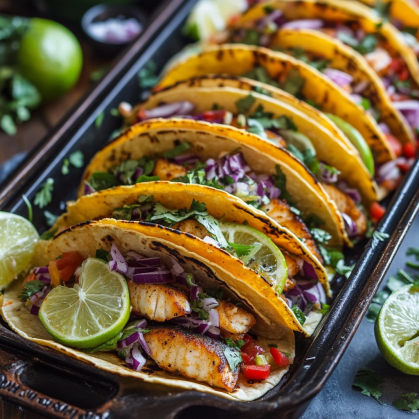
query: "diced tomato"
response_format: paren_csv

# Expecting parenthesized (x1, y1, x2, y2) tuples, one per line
(22, 273, 36, 287)
(390, 93, 411, 102)
(137, 108, 148, 121)
(399, 68, 409, 82)
(55, 252, 83, 282)
(242, 364, 271, 380)
(403, 142, 417, 159)
(202, 110, 227, 122)
(241, 352, 251, 364)
(390, 58, 405, 74)
(370, 202, 386, 222)
(270, 348, 290, 367)
(241, 334, 254, 353)
(397, 162, 410, 173)
(385, 134, 402, 157)
(245, 345, 265, 364)
(56, 252, 83, 270)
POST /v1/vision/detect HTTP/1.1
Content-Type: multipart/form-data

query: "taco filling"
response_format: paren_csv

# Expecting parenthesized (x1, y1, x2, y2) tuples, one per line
(19, 244, 296, 390)
(126, 101, 367, 240)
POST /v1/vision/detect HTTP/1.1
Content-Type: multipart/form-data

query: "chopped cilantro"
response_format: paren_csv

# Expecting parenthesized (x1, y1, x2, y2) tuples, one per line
(21, 194, 32, 223)
(406, 261, 419, 269)
(185, 273, 196, 288)
(403, 27, 418, 36)
(40, 227, 58, 240)
(191, 299, 209, 320)
(44, 211, 58, 227)
(69, 150, 84, 168)
(235, 94, 256, 114)
(18, 280, 45, 302)
(225, 337, 245, 350)
(243, 66, 280, 88)
(304, 214, 325, 229)
(352, 367, 383, 404)
(355, 34, 379, 55)
(88, 172, 119, 191)
(95, 112, 104, 128)
(138, 61, 159, 89)
(247, 118, 267, 138)
(336, 260, 355, 279)
(224, 347, 242, 371)
(162, 142, 191, 159)
(361, 97, 371, 111)
(110, 108, 120, 117)
(272, 164, 293, 204)
(228, 242, 255, 258)
(372, 230, 390, 245)
(372, 289, 390, 305)
(319, 246, 344, 268)
(61, 159, 69, 175)
(136, 174, 159, 183)
(241, 29, 260, 46)
(96, 249, 111, 262)
(366, 303, 381, 323)
(205, 287, 224, 300)
(292, 305, 306, 325)
(393, 393, 419, 412)
(374, 0, 392, 20)
(34, 178, 54, 209)
(282, 69, 305, 96)
(310, 228, 331, 245)
(85, 332, 122, 353)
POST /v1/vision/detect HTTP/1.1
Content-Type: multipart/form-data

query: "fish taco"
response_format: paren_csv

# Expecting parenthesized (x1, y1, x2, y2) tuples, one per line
(2, 220, 297, 401)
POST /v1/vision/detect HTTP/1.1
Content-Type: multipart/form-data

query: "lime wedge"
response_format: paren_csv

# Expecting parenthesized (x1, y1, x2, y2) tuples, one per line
(39, 258, 130, 348)
(0, 212, 39, 290)
(375, 284, 419, 375)
(220, 222, 288, 294)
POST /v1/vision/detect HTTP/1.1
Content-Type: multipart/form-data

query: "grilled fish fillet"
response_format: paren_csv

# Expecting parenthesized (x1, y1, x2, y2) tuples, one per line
(261, 199, 323, 263)
(173, 219, 209, 239)
(153, 158, 187, 180)
(283, 253, 300, 278)
(144, 327, 239, 391)
(321, 184, 367, 236)
(128, 282, 191, 321)
(216, 300, 256, 335)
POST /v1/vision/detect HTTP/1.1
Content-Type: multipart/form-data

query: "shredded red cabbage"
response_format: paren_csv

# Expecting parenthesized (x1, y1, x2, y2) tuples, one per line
(323, 68, 353, 87)
(341, 213, 358, 237)
(282, 19, 323, 30)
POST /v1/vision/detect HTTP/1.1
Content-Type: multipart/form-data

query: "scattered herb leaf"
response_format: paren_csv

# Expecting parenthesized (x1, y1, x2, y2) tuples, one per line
(34, 178, 54, 208)
(393, 393, 419, 412)
(352, 367, 383, 404)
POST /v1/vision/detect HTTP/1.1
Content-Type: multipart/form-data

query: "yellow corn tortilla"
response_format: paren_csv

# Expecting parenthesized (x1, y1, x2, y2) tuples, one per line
(128, 81, 378, 206)
(2, 220, 296, 401)
(158, 44, 395, 164)
(271, 28, 414, 146)
(79, 118, 347, 247)
(54, 181, 329, 294)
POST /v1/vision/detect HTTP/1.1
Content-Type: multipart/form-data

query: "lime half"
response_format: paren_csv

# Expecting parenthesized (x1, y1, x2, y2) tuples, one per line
(0, 212, 39, 290)
(220, 222, 288, 293)
(39, 258, 130, 348)
(375, 284, 419, 375)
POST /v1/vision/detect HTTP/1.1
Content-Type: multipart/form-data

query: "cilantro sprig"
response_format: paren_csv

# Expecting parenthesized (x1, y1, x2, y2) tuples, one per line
(34, 178, 54, 208)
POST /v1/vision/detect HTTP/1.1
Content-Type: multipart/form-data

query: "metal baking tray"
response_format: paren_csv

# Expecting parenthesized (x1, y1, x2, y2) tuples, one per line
(1, 0, 419, 417)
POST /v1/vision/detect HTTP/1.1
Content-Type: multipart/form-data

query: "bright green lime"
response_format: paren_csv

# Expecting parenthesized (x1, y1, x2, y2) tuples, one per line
(0, 212, 39, 290)
(220, 222, 288, 294)
(326, 113, 375, 176)
(39, 258, 130, 348)
(18, 18, 83, 102)
(375, 284, 419, 375)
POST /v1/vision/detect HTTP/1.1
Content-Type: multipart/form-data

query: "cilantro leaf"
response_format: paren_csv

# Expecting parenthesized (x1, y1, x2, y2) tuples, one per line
(138, 61, 159, 89)
(272, 164, 293, 204)
(372, 231, 390, 246)
(374, 0, 392, 20)
(88, 172, 119, 191)
(95, 112, 104, 128)
(96, 249, 111, 262)
(283, 69, 305, 96)
(85, 332, 122, 353)
(393, 393, 419, 412)
(224, 347, 242, 371)
(235, 94, 256, 114)
(61, 158, 69, 175)
(311, 228, 332, 245)
(44, 211, 58, 227)
(292, 305, 306, 325)
(366, 303, 381, 323)
(18, 280, 45, 302)
(228, 242, 254, 258)
(162, 142, 191, 159)
(352, 367, 383, 404)
(304, 214, 325, 229)
(40, 227, 58, 240)
(69, 150, 84, 168)
(136, 175, 159, 183)
(242, 66, 280, 88)
(240, 29, 260, 46)
(336, 260, 355, 279)
(34, 178, 54, 208)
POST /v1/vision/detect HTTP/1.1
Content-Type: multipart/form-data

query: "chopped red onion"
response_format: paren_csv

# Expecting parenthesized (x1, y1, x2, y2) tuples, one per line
(377, 160, 401, 181)
(392, 100, 419, 129)
(109, 244, 128, 274)
(29, 294, 39, 305)
(172, 316, 207, 328)
(303, 261, 318, 280)
(133, 167, 143, 180)
(195, 322, 211, 334)
(336, 181, 361, 204)
(282, 19, 323, 29)
(127, 251, 144, 261)
(190, 285, 202, 301)
(378, 122, 391, 134)
(138, 101, 195, 121)
(205, 326, 220, 340)
(136, 257, 161, 266)
(295, 279, 317, 291)
(304, 291, 317, 304)
(341, 213, 358, 237)
(38, 275, 51, 284)
(132, 270, 173, 284)
(172, 153, 199, 165)
(30, 305, 40, 315)
(169, 257, 184, 276)
(350, 94, 362, 105)
(83, 182, 96, 195)
(33, 267, 49, 275)
(318, 163, 339, 184)
(138, 332, 151, 356)
(209, 309, 220, 328)
(323, 68, 353, 87)
(202, 298, 219, 311)
(118, 331, 140, 349)
(352, 80, 369, 94)
(131, 343, 146, 371)
(257, 9, 283, 29)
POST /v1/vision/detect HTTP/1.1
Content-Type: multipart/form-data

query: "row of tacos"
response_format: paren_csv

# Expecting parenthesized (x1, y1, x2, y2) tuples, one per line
(2, 0, 417, 403)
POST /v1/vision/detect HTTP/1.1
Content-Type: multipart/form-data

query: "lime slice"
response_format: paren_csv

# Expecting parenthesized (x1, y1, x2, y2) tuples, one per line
(39, 258, 130, 348)
(0, 212, 39, 290)
(279, 130, 316, 155)
(375, 284, 419, 375)
(220, 222, 288, 293)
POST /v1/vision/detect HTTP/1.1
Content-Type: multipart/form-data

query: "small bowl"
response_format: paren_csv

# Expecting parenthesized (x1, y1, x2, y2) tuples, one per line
(81, 4, 146, 57)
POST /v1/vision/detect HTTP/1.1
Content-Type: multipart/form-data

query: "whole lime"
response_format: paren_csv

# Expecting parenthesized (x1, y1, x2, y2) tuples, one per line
(18, 18, 83, 103)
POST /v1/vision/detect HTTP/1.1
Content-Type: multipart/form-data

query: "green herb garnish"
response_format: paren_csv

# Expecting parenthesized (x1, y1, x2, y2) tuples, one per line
(19, 280, 45, 302)
(34, 178, 54, 208)
(352, 367, 383, 404)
